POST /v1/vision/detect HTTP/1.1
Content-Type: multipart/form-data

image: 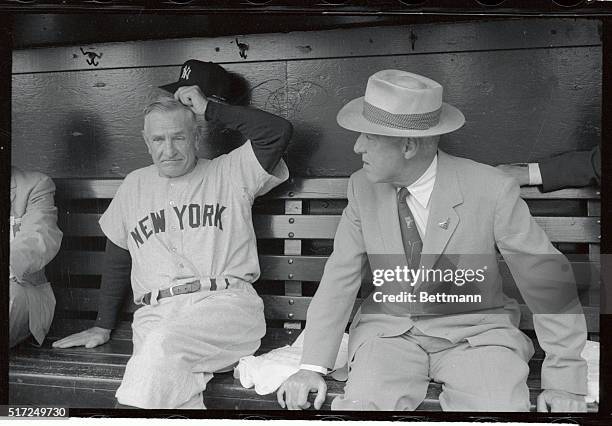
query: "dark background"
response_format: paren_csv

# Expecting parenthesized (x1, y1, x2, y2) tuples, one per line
(10, 16, 602, 178)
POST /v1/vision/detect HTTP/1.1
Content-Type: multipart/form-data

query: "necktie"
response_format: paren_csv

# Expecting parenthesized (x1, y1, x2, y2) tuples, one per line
(397, 187, 422, 270)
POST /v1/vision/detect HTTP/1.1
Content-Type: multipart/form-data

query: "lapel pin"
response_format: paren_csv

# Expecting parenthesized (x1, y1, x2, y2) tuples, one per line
(438, 218, 450, 230)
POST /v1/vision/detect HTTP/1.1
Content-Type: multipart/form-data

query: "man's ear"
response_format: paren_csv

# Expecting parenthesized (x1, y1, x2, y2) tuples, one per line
(401, 138, 419, 160)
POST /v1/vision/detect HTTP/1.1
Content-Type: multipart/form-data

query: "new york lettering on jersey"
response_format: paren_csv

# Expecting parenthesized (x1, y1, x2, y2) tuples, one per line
(129, 202, 227, 248)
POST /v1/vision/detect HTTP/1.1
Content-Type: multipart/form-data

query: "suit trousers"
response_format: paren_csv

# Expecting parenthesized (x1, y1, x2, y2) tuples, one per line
(9, 281, 30, 348)
(9, 280, 55, 348)
(331, 325, 531, 411)
(115, 283, 265, 409)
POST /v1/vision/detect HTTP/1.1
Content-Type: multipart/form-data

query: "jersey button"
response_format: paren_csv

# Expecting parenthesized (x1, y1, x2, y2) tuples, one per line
(169, 201, 175, 206)
(179, 263, 184, 268)
(171, 226, 177, 231)
(170, 247, 177, 252)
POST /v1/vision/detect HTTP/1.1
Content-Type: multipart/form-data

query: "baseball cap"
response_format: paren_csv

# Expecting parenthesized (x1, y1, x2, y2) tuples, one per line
(159, 59, 233, 103)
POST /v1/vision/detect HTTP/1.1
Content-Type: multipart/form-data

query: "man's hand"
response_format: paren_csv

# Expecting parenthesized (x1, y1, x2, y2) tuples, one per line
(52, 327, 111, 349)
(174, 85, 209, 116)
(277, 369, 327, 410)
(537, 389, 587, 412)
(496, 164, 530, 186)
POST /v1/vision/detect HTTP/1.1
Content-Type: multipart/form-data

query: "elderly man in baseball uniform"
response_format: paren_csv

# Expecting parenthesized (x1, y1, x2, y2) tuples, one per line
(277, 70, 587, 412)
(10, 167, 62, 348)
(54, 61, 292, 409)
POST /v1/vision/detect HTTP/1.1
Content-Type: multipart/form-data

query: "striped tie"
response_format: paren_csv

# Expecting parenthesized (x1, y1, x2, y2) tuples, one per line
(397, 187, 422, 270)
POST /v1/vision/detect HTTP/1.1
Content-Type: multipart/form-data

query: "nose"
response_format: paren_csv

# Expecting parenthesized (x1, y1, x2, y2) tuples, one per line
(354, 134, 367, 154)
(161, 138, 177, 158)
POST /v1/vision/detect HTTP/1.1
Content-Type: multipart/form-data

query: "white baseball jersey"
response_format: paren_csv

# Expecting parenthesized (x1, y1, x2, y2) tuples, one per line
(99, 141, 288, 303)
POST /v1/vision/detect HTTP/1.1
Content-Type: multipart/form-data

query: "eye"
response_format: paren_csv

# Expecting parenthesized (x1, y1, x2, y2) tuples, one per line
(173, 135, 186, 141)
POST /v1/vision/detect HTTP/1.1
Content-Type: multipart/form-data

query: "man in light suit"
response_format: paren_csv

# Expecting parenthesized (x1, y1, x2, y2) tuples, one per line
(10, 166, 63, 347)
(277, 70, 587, 412)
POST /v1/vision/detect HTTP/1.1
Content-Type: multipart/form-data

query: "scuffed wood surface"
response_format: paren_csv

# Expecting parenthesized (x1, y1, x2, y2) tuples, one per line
(12, 19, 600, 73)
(287, 47, 601, 175)
(12, 20, 601, 177)
(12, 62, 285, 177)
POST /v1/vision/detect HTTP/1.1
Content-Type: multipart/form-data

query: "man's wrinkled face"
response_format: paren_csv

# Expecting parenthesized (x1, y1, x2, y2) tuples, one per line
(353, 133, 406, 183)
(143, 109, 200, 178)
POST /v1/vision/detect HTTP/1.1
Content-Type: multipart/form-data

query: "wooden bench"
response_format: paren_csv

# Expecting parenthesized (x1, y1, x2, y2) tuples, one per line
(9, 177, 600, 411)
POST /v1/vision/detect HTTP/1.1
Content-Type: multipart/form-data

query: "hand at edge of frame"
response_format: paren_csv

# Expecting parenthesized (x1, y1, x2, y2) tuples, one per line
(537, 389, 587, 412)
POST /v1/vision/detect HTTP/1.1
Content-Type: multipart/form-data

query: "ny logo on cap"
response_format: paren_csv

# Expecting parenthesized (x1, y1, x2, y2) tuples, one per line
(181, 65, 192, 80)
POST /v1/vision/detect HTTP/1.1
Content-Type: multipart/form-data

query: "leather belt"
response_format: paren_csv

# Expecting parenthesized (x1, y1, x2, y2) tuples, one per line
(142, 280, 202, 305)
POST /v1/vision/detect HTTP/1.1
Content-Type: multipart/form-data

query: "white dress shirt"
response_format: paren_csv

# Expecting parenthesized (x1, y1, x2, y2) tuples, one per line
(300, 155, 438, 375)
(528, 163, 543, 186)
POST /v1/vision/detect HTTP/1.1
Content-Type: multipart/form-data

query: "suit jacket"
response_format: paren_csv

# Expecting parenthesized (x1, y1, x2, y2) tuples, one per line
(539, 145, 600, 192)
(10, 166, 62, 343)
(301, 150, 587, 395)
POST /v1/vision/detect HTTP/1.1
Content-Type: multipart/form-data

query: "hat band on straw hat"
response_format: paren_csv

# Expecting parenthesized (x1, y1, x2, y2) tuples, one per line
(363, 101, 442, 130)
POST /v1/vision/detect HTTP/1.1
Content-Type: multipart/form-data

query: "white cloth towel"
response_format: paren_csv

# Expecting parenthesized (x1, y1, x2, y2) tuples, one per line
(582, 340, 599, 403)
(234, 331, 349, 395)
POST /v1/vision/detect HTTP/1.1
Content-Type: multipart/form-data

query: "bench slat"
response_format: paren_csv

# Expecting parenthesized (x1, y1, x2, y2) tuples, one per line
(51, 288, 599, 332)
(8, 360, 569, 412)
(54, 178, 601, 201)
(13, 326, 302, 364)
(9, 375, 596, 412)
(9, 350, 590, 412)
(532, 217, 600, 243)
(55, 179, 122, 200)
(48, 251, 599, 292)
(58, 212, 600, 243)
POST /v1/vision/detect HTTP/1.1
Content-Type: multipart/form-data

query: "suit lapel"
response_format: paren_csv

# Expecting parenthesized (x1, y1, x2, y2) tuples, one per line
(419, 150, 463, 274)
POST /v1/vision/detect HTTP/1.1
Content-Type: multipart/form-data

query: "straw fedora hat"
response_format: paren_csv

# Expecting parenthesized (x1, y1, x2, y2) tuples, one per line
(336, 70, 465, 137)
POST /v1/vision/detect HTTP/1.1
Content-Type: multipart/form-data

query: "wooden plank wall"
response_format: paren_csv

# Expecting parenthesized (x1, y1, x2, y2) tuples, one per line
(12, 18, 601, 178)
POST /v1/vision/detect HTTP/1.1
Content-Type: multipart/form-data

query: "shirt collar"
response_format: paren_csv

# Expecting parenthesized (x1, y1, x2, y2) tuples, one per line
(399, 154, 437, 209)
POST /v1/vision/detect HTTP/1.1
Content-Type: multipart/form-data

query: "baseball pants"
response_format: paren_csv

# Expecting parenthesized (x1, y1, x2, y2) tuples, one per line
(331, 326, 531, 411)
(115, 283, 265, 409)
